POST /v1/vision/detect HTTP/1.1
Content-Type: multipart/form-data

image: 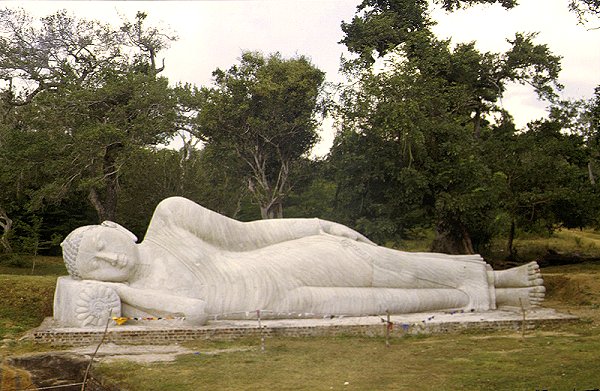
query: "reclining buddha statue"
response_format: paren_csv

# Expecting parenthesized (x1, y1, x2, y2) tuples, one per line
(53, 197, 545, 327)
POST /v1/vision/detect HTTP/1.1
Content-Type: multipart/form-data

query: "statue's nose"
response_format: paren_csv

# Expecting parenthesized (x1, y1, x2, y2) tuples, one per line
(96, 251, 127, 267)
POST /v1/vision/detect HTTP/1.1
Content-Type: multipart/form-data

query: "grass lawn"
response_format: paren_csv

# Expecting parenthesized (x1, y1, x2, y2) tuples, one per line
(487, 228, 600, 263)
(0, 275, 57, 339)
(93, 326, 600, 391)
(1, 230, 600, 390)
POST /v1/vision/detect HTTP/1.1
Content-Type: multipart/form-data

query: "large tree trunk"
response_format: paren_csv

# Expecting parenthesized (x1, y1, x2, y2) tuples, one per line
(506, 219, 516, 260)
(260, 200, 283, 219)
(88, 142, 122, 222)
(473, 105, 482, 139)
(248, 151, 289, 220)
(430, 221, 475, 255)
(0, 207, 13, 253)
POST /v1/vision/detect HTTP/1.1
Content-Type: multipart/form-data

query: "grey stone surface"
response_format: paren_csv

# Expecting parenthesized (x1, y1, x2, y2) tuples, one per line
(29, 308, 577, 346)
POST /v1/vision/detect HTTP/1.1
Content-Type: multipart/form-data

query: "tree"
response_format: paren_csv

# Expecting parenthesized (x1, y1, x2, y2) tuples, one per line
(582, 87, 600, 185)
(0, 118, 69, 252)
(0, 9, 178, 224)
(0, 8, 117, 246)
(195, 51, 326, 219)
(327, 129, 432, 245)
(482, 114, 595, 258)
(439, 0, 517, 10)
(340, 0, 518, 65)
(117, 141, 253, 238)
(333, 0, 564, 253)
(0, 9, 122, 112)
(569, 0, 600, 25)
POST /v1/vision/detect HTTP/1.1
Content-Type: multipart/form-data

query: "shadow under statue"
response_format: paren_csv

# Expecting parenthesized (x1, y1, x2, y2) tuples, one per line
(53, 197, 545, 327)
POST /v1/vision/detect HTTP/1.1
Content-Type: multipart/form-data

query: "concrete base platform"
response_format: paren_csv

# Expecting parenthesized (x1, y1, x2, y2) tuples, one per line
(25, 308, 578, 346)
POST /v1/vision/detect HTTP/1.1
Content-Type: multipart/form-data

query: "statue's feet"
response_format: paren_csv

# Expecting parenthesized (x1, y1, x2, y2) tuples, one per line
(494, 262, 543, 288)
(495, 286, 546, 308)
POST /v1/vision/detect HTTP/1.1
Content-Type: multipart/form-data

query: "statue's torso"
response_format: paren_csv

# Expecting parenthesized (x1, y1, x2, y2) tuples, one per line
(135, 233, 377, 314)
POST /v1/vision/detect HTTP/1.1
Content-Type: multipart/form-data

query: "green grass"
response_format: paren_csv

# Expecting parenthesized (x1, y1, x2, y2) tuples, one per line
(92, 328, 600, 391)
(487, 228, 600, 262)
(399, 228, 600, 262)
(0, 254, 66, 276)
(0, 255, 63, 340)
(0, 274, 57, 339)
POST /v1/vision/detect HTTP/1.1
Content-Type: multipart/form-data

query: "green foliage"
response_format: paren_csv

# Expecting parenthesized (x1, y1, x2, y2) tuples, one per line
(333, 36, 504, 251)
(191, 144, 254, 220)
(116, 143, 254, 238)
(282, 159, 338, 219)
(484, 117, 595, 229)
(0, 9, 188, 256)
(582, 86, 600, 195)
(10, 215, 62, 256)
(501, 33, 563, 101)
(0, 3, 597, 254)
(437, 0, 517, 10)
(328, 130, 431, 244)
(332, 0, 572, 253)
(26, 72, 178, 222)
(116, 147, 184, 238)
(195, 51, 326, 218)
(340, 0, 432, 64)
(341, 0, 520, 65)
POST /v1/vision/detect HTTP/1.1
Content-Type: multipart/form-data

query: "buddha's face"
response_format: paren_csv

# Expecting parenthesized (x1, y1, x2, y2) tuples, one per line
(76, 226, 139, 282)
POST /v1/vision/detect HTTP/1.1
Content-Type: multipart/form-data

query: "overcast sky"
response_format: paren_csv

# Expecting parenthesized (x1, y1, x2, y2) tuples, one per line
(8, 0, 600, 155)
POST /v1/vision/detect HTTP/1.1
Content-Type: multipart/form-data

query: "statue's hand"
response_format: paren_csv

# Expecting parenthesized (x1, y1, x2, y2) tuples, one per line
(319, 220, 376, 245)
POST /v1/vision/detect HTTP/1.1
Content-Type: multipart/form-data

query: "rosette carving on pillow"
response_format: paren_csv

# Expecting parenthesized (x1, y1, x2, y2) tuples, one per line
(74, 284, 121, 327)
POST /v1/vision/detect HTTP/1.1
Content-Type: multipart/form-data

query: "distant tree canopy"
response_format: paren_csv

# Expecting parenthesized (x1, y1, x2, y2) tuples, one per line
(569, 0, 600, 24)
(0, 4, 598, 262)
(192, 51, 326, 219)
(330, 0, 596, 254)
(0, 9, 181, 250)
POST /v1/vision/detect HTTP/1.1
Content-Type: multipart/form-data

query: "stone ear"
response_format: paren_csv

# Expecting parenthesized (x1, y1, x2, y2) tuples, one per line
(101, 221, 138, 243)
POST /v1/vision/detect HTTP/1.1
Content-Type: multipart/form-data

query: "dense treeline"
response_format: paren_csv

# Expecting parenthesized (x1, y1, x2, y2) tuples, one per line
(0, 1, 599, 260)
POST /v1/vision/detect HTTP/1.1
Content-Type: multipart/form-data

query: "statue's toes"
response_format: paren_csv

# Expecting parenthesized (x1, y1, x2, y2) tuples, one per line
(531, 285, 546, 293)
(528, 277, 544, 286)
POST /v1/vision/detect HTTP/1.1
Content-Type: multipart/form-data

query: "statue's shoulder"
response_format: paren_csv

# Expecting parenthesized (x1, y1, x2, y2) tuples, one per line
(154, 197, 203, 216)
(148, 197, 197, 228)
(152, 197, 221, 225)
(157, 196, 197, 209)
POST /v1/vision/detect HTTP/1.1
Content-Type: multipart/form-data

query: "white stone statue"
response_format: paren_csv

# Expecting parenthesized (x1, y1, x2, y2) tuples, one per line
(53, 197, 545, 327)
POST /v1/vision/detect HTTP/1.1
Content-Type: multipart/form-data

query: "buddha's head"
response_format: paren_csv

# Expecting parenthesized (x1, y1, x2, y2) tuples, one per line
(61, 221, 139, 282)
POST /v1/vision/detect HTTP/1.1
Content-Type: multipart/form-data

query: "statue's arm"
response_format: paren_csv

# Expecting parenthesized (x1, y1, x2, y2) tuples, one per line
(148, 196, 374, 250)
(110, 283, 207, 325)
(244, 218, 376, 247)
(146, 197, 252, 250)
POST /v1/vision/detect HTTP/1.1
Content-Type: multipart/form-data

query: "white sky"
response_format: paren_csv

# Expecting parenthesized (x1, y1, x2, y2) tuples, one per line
(6, 0, 600, 155)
